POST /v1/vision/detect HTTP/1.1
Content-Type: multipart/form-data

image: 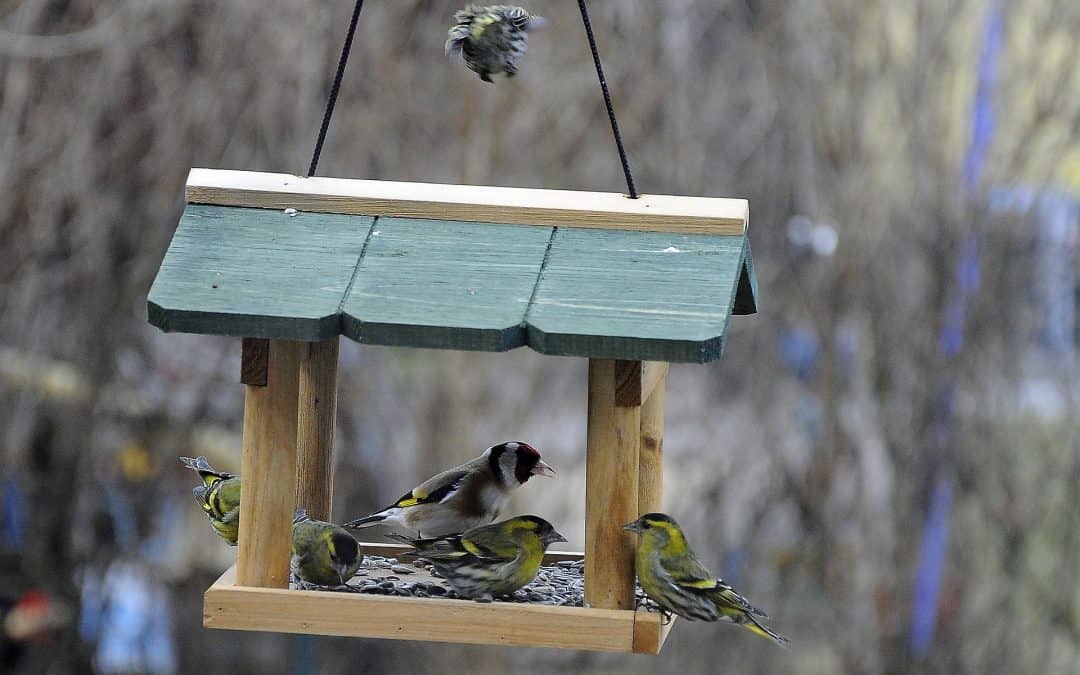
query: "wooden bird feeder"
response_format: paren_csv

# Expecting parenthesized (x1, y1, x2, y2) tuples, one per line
(148, 168, 758, 654)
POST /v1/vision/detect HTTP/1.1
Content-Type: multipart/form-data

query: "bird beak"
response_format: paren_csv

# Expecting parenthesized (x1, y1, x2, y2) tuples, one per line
(622, 521, 642, 533)
(551, 531, 568, 544)
(531, 460, 556, 478)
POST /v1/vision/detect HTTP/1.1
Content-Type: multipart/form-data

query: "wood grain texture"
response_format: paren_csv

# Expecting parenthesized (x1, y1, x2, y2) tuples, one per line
(240, 338, 268, 386)
(632, 611, 676, 655)
(641, 362, 669, 404)
(526, 228, 746, 363)
(147, 205, 373, 340)
(296, 339, 339, 522)
(203, 565, 670, 652)
(237, 340, 302, 588)
(638, 376, 666, 517)
(585, 359, 640, 611)
(341, 217, 550, 351)
(186, 168, 748, 236)
(614, 360, 642, 407)
(614, 361, 669, 406)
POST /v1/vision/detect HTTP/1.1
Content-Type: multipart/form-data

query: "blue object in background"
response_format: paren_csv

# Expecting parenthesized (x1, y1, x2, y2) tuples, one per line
(910, 0, 1003, 657)
(2, 477, 25, 549)
(910, 475, 955, 655)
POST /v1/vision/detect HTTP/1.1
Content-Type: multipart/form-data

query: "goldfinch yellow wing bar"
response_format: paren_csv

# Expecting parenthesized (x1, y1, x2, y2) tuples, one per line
(185, 168, 748, 236)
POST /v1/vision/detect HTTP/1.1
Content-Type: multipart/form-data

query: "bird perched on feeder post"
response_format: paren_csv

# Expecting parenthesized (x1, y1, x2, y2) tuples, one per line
(389, 515, 566, 601)
(291, 509, 364, 588)
(624, 513, 789, 646)
(344, 441, 555, 538)
(180, 456, 241, 546)
(445, 5, 545, 82)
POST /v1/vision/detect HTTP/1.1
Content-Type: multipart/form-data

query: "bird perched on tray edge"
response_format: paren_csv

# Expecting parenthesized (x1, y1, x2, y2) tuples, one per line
(291, 509, 364, 588)
(389, 514, 566, 601)
(345, 441, 555, 538)
(180, 455, 241, 546)
(445, 5, 545, 82)
(624, 513, 789, 646)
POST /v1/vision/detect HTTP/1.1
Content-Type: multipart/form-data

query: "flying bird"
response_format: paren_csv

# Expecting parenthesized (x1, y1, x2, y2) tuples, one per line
(446, 5, 544, 82)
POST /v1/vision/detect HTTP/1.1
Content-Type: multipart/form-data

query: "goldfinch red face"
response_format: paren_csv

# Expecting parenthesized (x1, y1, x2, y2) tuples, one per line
(490, 441, 555, 486)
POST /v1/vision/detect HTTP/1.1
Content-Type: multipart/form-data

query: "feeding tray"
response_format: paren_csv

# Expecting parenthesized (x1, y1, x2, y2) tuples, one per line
(204, 544, 676, 653)
(150, 168, 756, 654)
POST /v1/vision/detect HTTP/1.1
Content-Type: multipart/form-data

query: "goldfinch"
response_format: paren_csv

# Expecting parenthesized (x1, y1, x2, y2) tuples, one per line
(445, 5, 544, 82)
(291, 509, 363, 588)
(390, 515, 566, 601)
(180, 456, 241, 546)
(345, 441, 554, 538)
(624, 513, 788, 646)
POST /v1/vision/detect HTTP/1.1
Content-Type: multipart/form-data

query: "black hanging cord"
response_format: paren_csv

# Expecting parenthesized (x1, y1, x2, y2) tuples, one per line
(577, 0, 638, 198)
(308, 0, 637, 197)
(308, 0, 365, 177)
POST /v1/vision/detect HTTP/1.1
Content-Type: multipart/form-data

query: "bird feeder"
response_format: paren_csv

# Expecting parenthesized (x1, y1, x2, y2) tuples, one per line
(148, 168, 758, 654)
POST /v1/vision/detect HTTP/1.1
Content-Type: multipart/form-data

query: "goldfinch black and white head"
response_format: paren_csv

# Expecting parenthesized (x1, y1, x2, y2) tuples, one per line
(625, 513, 789, 645)
(345, 441, 555, 538)
(445, 5, 545, 82)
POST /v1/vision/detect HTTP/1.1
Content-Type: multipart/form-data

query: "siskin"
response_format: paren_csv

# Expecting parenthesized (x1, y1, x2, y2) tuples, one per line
(180, 456, 241, 546)
(624, 513, 789, 646)
(390, 515, 566, 601)
(291, 509, 363, 588)
(345, 441, 555, 538)
(445, 5, 544, 82)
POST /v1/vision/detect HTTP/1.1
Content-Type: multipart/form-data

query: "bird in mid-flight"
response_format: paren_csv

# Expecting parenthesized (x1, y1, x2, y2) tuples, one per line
(445, 5, 544, 82)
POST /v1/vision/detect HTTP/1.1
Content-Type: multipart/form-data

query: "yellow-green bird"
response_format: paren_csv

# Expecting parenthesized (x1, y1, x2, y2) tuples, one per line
(291, 509, 363, 588)
(180, 456, 241, 546)
(390, 515, 566, 601)
(445, 5, 545, 83)
(624, 513, 788, 646)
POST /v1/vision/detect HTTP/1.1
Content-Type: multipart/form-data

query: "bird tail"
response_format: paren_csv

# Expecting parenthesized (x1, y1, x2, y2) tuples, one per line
(384, 532, 416, 546)
(179, 455, 232, 486)
(344, 512, 388, 529)
(741, 614, 789, 647)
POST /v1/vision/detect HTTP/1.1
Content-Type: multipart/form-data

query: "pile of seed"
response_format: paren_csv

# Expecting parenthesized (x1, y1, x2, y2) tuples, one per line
(296, 555, 656, 610)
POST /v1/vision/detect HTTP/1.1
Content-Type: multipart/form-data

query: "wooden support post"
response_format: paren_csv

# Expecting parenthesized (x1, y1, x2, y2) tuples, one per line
(585, 359, 641, 610)
(638, 365, 666, 516)
(237, 339, 302, 588)
(296, 338, 339, 522)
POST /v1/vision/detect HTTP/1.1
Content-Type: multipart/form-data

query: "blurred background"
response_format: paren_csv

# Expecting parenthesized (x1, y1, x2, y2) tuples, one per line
(2, 0, 1079, 673)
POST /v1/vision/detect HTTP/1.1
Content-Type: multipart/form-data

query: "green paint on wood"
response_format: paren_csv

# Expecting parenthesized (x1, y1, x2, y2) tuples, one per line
(147, 205, 758, 362)
(341, 218, 552, 351)
(525, 228, 745, 363)
(147, 205, 373, 340)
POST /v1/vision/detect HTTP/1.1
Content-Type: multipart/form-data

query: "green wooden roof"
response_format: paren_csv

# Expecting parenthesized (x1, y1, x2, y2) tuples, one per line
(148, 204, 757, 363)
